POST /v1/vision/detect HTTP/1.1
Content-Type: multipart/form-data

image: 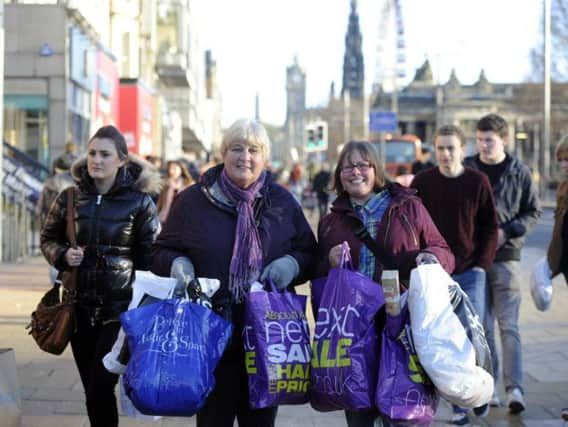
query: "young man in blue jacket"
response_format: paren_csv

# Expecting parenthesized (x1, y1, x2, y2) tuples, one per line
(465, 114, 542, 415)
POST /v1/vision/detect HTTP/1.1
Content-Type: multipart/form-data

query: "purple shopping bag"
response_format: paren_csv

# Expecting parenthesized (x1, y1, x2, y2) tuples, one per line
(310, 244, 385, 412)
(376, 304, 438, 425)
(243, 280, 311, 409)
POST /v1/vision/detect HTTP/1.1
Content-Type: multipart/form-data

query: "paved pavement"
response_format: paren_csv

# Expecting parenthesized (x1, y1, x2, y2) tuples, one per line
(1, 245, 568, 426)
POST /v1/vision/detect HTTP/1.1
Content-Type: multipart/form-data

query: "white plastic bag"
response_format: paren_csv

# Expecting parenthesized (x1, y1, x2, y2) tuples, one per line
(0, 349, 21, 427)
(530, 256, 553, 311)
(408, 264, 494, 408)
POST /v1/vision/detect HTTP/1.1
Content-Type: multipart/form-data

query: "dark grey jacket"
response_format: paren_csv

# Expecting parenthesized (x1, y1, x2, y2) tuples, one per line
(464, 153, 542, 262)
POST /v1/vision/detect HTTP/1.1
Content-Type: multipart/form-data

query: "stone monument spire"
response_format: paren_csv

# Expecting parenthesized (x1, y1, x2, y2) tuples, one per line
(341, 0, 364, 99)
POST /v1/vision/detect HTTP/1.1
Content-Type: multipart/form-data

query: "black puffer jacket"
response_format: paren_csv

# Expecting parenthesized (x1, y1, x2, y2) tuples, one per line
(41, 155, 161, 322)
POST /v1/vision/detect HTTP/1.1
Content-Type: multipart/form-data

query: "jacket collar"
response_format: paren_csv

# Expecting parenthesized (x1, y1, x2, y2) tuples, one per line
(71, 154, 162, 196)
(199, 163, 275, 209)
(330, 182, 416, 217)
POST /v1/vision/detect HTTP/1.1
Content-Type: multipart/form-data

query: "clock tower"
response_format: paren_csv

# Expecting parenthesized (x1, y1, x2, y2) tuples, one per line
(283, 56, 306, 162)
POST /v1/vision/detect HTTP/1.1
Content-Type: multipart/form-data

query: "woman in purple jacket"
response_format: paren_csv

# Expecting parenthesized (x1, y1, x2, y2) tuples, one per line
(152, 118, 316, 427)
(315, 140, 454, 427)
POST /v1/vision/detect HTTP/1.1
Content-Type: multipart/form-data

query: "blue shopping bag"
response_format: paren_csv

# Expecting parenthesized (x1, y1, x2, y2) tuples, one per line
(120, 298, 233, 416)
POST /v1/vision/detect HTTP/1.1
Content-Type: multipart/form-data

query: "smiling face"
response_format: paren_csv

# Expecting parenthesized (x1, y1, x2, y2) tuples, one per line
(222, 141, 266, 188)
(87, 137, 126, 189)
(435, 134, 464, 177)
(339, 149, 376, 204)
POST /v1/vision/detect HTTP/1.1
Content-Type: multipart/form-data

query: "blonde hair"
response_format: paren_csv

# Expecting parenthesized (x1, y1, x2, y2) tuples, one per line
(556, 135, 568, 160)
(221, 119, 270, 159)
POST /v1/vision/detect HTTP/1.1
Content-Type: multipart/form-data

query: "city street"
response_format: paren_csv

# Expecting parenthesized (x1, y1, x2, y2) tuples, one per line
(1, 209, 567, 426)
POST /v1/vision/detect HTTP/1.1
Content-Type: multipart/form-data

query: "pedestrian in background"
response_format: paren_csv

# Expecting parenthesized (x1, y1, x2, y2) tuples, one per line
(543, 137, 568, 421)
(37, 156, 75, 230)
(465, 113, 542, 414)
(156, 160, 194, 224)
(411, 145, 434, 175)
(411, 124, 498, 425)
(40, 125, 161, 427)
(152, 118, 316, 427)
(314, 140, 454, 427)
(287, 163, 306, 204)
(36, 156, 77, 285)
(394, 164, 414, 187)
(52, 141, 78, 173)
(312, 162, 332, 220)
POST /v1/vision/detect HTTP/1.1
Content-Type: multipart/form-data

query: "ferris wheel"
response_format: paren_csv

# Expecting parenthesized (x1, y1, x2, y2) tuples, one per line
(373, 0, 406, 93)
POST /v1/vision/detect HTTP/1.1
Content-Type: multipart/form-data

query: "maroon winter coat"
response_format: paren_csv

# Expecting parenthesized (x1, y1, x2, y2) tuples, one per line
(315, 183, 454, 284)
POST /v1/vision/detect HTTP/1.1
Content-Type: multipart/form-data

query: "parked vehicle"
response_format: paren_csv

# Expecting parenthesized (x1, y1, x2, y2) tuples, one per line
(372, 134, 422, 178)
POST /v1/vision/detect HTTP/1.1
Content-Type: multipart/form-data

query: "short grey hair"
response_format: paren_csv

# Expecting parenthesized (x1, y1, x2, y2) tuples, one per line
(221, 119, 270, 159)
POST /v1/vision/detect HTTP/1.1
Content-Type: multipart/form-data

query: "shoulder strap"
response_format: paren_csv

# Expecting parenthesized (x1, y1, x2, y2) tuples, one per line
(345, 216, 382, 258)
(66, 187, 77, 249)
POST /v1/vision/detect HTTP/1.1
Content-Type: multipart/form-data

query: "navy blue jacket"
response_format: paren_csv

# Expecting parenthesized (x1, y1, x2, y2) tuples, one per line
(464, 153, 542, 261)
(152, 164, 317, 313)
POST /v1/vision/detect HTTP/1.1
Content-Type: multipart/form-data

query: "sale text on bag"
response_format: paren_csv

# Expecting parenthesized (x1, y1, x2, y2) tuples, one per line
(244, 309, 311, 393)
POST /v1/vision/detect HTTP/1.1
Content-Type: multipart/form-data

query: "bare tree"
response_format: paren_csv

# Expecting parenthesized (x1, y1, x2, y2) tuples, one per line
(529, 0, 568, 82)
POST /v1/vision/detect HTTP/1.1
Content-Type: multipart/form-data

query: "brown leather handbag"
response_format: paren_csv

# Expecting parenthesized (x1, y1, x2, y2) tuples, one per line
(27, 187, 78, 355)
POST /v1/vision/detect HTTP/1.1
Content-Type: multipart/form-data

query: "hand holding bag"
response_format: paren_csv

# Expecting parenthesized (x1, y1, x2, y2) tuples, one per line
(26, 187, 77, 355)
(121, 297, 233, 416)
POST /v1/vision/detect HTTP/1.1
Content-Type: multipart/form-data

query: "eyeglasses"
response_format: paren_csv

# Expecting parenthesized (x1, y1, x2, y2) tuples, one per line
(341, 162, 372, 174)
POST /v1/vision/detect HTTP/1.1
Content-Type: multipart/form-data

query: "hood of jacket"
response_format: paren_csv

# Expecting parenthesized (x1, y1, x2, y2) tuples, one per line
(70, 154, 162, 195)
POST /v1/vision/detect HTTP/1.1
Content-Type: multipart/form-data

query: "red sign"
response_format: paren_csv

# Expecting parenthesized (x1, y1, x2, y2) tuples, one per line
(119, 79, 156, 157)
(93, 49, 119, 130)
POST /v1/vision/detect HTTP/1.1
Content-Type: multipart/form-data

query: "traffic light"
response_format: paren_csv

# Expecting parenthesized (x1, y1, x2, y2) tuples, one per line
(305, 121, 327, 152)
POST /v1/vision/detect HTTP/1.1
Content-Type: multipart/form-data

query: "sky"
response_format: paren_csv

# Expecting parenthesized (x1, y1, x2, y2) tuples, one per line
(194, 0, 543, 128)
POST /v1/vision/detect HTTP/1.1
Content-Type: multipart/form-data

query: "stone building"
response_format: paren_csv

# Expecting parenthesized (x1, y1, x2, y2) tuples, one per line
(372, 59, 568, 178)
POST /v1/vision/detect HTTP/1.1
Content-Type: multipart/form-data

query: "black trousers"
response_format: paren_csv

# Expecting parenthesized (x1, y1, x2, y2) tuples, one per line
(197, 353, 277, 427)
(70, 310, 121, 427)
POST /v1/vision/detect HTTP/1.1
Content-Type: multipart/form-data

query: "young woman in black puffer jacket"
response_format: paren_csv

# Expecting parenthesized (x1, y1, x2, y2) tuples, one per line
(40, 125, 161, 427)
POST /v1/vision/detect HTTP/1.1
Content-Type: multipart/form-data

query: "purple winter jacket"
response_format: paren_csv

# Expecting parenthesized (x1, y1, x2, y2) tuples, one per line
(152, 164, 317, 312)
(315, 183, 454, 284)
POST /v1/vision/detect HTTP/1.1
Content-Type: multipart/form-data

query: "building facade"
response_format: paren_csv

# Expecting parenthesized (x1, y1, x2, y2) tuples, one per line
(3, 0, 221, 167)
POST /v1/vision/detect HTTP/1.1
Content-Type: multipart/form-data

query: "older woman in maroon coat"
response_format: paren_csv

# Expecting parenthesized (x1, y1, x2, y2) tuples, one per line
(314, 140, 454, 427)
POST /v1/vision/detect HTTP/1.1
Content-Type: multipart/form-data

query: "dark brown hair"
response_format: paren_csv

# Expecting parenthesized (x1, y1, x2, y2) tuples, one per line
(332, 141, 385, 197)
(435, 124, 467, 146)
(89, 125, 128, 160)
(476, 114, 508, 139)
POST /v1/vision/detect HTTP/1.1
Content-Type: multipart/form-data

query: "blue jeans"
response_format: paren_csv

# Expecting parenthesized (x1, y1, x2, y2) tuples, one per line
(451, 267, 487, 414)
(484, 261, 523, 393)
(452, 267, 487, 328)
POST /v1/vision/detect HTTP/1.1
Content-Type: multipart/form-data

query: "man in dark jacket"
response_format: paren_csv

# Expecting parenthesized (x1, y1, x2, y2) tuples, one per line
(464, 114, 542, 415)
(412, 124, 498, 425)
(312, 162, 331, 220)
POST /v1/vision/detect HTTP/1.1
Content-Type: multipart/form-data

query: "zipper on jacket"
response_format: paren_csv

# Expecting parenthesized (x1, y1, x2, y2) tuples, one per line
(401, 213, 418, 246)
(383, 211, 393, 247)
(96, 195, 102, 205)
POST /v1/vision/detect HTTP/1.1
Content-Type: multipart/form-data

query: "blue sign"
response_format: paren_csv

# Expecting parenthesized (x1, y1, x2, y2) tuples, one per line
(369, 111, 397, 132)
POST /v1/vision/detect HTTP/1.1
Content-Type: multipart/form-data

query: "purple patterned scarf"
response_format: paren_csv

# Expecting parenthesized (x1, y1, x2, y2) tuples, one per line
(218, 168, 266, 302)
